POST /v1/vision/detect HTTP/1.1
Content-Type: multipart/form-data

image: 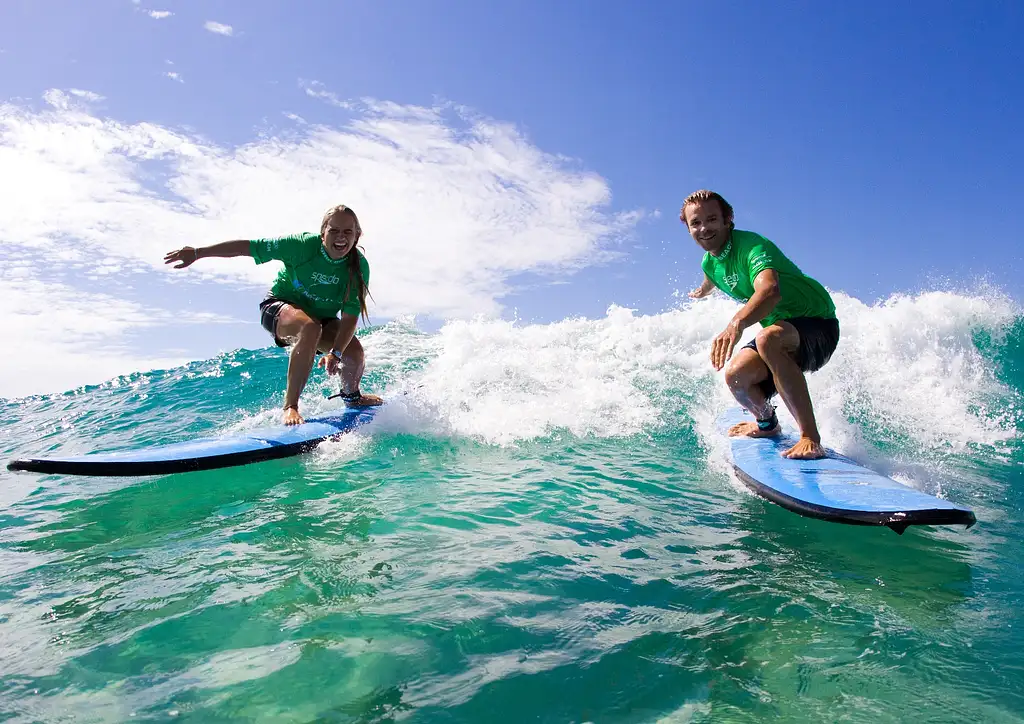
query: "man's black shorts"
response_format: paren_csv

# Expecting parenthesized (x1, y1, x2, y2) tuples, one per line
(259, 297, 338, 348)
(743, 316, 840, 399)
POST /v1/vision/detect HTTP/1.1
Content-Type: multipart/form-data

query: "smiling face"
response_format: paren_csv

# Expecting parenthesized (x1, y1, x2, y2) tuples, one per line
(682, 199, 732, 255)
(321, 210, 360, 260)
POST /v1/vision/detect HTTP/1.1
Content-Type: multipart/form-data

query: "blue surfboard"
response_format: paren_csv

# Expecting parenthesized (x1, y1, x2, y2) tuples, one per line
(717, 408, 976, 534)
(7, 405, 381, 477)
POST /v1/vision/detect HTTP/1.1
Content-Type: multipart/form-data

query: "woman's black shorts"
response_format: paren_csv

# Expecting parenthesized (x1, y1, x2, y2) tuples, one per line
(259, 297, 338, 347)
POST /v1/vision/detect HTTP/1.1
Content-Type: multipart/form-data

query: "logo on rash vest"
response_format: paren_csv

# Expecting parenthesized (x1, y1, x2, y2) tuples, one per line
(723, 273, 739, 290)
(310, 272, 340, 286)
(750, 251, 772, 270)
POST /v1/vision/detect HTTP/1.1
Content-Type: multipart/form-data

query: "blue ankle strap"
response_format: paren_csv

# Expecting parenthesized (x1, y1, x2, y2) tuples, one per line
(757, 409, 778, 431)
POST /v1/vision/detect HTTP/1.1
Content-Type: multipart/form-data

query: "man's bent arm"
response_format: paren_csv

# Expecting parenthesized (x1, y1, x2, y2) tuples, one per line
(731, 269, 781, 331)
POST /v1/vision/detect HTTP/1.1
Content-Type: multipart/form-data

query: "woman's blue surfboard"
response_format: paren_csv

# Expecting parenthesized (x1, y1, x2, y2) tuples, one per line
(717, 408, 976, 534)
(7, 406, 381, 477)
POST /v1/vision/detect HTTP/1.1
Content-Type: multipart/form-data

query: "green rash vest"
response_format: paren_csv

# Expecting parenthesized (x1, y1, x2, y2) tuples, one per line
(701, 230, 835, 327)
(250, 232, 370, 319)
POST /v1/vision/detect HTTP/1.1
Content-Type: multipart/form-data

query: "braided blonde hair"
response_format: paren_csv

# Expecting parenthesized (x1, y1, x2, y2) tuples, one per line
(320, 204, 370, 323)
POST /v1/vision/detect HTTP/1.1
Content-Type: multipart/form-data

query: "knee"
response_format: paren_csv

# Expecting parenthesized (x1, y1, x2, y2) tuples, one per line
(724, 358, 753, 391)
(755, 327, 787, 360)
(342, 335, 364, 361)
(296, 318, 323, 344)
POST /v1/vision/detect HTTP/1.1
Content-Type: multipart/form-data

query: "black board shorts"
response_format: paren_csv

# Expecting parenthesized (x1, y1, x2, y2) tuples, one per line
(743, 316, 840, 399)
(259, 297, 338, 348)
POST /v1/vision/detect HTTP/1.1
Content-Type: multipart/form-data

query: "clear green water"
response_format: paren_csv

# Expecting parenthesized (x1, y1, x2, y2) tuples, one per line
(2, 294, 1022, 722)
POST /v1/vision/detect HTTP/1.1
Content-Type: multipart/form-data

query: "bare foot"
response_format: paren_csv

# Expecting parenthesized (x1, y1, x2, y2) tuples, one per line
(282, 407, 304, 426)
(345, 394, 384, 408)
(728, 421, 781, 438)
(782, 437, 826, 459)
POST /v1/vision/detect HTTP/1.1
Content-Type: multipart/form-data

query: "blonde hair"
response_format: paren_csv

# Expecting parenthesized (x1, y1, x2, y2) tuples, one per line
(680, 189, 735, 230)
(320, 204, 371, 323)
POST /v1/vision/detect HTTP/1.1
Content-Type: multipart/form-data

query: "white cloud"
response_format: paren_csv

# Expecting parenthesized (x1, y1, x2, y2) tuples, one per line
(0, 269, 201, 398)
(0, 86, 635, 396)
(203, 21, 234, 36)
(67, 89, 105, 103)
(300, 80, 350, 109)
(164, 71, 183, 83)
(148, 10, 172, 19)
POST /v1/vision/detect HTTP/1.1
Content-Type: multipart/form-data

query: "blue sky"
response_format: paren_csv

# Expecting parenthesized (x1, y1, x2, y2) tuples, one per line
(0, 1, 1021, 396)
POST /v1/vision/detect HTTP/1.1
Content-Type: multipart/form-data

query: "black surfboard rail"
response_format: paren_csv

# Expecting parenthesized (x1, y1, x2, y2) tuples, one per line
(6, 406, 382, 478)
(6, 437, 327, 477)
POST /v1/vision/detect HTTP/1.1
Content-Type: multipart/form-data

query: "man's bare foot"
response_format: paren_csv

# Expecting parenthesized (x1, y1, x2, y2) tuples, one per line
(282, 406, 304, 425)
(782, 437, 826, 459)
(345, 393, 384, 408)
(728, 421, 781, 438)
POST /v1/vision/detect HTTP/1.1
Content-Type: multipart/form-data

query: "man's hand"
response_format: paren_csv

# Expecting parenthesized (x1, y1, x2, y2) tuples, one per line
(688, 275, 715, 299)
(164, 247, 200, 269)
(710, 320, 743, 371)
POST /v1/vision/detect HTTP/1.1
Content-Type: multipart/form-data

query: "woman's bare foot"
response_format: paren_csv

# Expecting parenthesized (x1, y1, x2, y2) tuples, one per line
(782, 437, 826, 459)
(728, 421, 781, 438)
(282, 406, 304, 425)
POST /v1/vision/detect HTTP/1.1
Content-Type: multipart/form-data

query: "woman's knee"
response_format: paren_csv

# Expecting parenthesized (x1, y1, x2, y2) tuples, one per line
(342, 334, 364, 361)
(278, 310, 322, 344)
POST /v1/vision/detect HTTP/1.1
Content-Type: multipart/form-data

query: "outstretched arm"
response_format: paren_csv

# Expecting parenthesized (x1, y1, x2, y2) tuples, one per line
(688, 274, 716, 299)
(164, 240, 252, 269)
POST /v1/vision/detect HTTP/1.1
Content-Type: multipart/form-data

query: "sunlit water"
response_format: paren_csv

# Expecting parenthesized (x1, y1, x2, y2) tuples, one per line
(2, 290, 1022, 722)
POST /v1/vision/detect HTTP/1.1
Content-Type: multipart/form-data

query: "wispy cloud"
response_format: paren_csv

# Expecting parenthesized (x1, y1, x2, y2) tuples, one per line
(0, 267, 213, 398)
(67, 89, 105, 102)
(148, 10, 172, 19)
(164, 71, 183, 83)
(300, 80, 350, 109)
(0, 86, 635, 396)
(203, 21, 234, 36)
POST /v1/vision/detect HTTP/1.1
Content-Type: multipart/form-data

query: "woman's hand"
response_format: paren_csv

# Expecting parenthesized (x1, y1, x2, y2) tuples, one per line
(317, 351, 342, 376)
(164, 247, 201, 269)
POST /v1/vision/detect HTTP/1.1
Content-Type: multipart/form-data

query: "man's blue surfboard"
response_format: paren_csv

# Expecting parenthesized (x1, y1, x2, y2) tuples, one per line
(718, 408, 976, 534)
(7, 406, 381, 477)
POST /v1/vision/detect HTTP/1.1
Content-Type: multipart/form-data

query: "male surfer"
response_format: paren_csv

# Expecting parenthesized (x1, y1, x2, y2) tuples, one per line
(681, 190, 839, 460)
(164, 204, 383, 426)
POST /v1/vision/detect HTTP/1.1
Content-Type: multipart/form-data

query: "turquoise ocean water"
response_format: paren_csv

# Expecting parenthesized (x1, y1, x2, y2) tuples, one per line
(1, 290, 1022, 722)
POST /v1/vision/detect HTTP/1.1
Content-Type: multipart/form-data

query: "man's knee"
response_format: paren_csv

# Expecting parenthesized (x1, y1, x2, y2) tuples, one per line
(725, 351, 767, 391)
(755, 326, 794, 362)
